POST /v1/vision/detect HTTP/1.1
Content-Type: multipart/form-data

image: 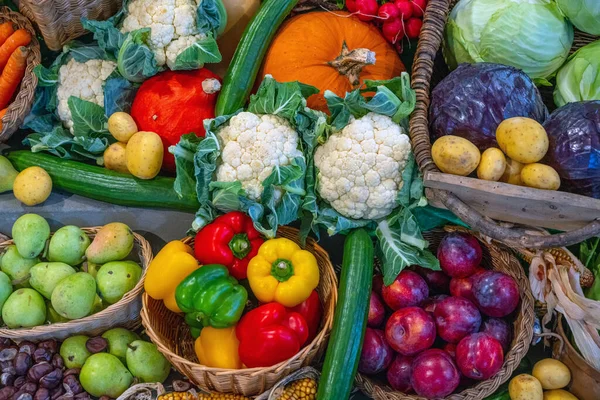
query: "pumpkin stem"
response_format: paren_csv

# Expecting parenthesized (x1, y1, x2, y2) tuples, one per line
(328, 41, 376, 87)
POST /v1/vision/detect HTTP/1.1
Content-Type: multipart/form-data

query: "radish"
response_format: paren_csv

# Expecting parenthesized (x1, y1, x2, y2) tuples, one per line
(394, 0, 413, 20)
(378, 2, 400, 21)
(382, 18, 404, 44)
(411, 0, 427, 18)
(405, 17, 423, 39)
(346, 0, 358, 12)
(355, 0, 379, 21)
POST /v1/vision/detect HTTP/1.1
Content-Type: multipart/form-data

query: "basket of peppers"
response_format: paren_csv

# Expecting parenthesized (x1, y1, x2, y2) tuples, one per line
(140, 212, 338, 396)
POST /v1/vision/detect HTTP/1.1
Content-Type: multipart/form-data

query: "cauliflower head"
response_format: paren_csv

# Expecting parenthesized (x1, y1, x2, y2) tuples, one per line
(216, 112, 304, 201)
(121, 0, 207, 69)
(56, 58, 117, 131)
(314, 112, 412, 220)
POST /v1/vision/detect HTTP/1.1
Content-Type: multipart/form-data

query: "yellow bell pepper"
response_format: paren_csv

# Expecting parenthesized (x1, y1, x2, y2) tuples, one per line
(247, 238, 319, 307)
(144, 241, 199, 313)
(194, 326, 242, 369)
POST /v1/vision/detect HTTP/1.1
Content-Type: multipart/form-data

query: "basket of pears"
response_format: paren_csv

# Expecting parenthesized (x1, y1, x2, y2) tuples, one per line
(0, 214, 152, 341)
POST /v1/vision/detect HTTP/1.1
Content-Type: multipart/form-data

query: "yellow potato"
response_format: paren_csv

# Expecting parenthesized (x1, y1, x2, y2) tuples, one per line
(103, 142, 130, 174)
(496, 117, 549, 164)
(532, 359, 571, 390)
(108, 112, 138, 143)
(477, 148, 506, 181)
(521, 163, 561, 191)
(543, 390, 579, 400)
(13, 166, 52, 206)
(500, 157, 525, 186)
(126, 131, 164, 180)
(432, 135, 481, 176)
(509, 374, 543, 400)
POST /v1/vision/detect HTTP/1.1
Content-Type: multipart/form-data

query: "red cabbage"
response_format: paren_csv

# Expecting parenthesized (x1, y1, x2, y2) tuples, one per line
(543, 101, 600, 199)
(429, 63, 549, 150)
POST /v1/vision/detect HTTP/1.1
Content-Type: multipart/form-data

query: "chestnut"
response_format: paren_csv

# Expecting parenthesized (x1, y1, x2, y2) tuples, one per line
(27, 362, 53, 383)
(0, 371, 15, 386)
(18, 342, 36, 356)
(33, 388, 51, 400)
(32, 349, 52, 364)
(15, 353, 32, 376)
(50, 355, 63, 371)
(0, 347, 17, 362)
(61, 370, 79, 378)
(61, 376, 82, 395)
(0, 386, 16, 400)
(84, 338, 107, 354)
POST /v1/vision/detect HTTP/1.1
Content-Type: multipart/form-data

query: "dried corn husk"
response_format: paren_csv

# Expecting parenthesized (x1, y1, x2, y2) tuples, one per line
(529, 250, 600, 370)
(117, 383, 166, 400)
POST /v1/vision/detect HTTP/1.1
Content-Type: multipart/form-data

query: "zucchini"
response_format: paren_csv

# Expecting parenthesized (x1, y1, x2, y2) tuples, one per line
(6, 151, 199, 212)
(215, 0, 298, 116)
(317, 229, 374, 400)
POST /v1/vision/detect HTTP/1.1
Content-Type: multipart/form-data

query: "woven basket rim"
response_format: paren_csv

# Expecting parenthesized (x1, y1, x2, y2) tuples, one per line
(0, 6, 41, 142)
(408, 0, 600, 249)
(140, 225, 338, 377)
(356, 225, 535, 400)
(0, 227, 152, 336)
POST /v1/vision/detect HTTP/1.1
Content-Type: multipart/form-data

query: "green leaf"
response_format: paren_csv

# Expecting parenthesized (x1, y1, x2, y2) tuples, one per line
(412, 205, 470, 232)
(23, 126, 110, 162)
(210, 181, 244, 212)
(103, 77, 138, 116)
(66, 42, 108, 63)
(171, 133, 203, 200)
(190, 205, 218, 234)
(117, 29, 159, 83)
(248, 76, 318, 123)
(196, 0, 228, 37)
(174, 35, 222, 70)
(67, 96, 109, 137)
(81, 18, 125, 58)
(34, 64, 59, 87)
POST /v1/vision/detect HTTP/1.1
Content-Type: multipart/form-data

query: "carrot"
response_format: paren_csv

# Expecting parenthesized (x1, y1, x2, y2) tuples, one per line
(0, 47, 28, 110)
(0, 108, 7, 131)
(0, 22, 14, 48)
(0, 29, 31, 71)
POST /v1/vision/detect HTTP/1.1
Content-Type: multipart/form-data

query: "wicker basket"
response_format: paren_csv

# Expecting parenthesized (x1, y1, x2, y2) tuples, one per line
(0, 7, 40, 143)
(356, 226, 535, 400)
(140, 226, 338, 396)
(18, 0, 122, 51)
(0, 227, 152, 342)
(410, 0, 600, 249)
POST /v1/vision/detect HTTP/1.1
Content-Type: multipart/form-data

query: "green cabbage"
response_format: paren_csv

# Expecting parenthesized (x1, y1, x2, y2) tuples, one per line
(554, 40, 600, 107)
(444, 0, 574, 83)
(556, 0, 600, 35)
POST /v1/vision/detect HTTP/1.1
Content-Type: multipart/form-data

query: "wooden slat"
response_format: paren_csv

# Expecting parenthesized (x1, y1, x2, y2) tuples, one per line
(424, 172, 600, 231)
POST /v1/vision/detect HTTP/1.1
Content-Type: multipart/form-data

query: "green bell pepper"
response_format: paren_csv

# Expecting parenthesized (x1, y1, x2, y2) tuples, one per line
(175, 264, 248, 330)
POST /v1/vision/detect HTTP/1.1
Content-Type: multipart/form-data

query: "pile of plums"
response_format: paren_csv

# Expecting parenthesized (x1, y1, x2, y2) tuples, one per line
(360, 232, 520, 399)
(0, 338, 88, 400)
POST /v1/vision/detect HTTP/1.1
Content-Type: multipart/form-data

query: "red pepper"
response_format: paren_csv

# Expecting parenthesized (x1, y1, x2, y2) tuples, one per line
(236, 303, 309, 368)
(287, 290, 322, 343)
(194, 211, 264, 280)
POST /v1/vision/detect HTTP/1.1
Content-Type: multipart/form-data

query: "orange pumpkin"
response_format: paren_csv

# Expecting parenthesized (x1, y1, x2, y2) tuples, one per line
(260, 11, 405, 113)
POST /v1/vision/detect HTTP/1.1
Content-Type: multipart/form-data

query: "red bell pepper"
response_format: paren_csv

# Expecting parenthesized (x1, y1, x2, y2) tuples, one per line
(236, 303, 309, 368)
(287, 290, 322, 343)
(194, 211, 264, 280)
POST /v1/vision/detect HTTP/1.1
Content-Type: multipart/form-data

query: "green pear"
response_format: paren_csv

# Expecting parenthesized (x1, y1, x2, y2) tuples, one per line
(30, 262, 76, 299)
(0, 271, 13, 311)
(0, 245, 38, 287)
(2, 288, 46, 328)
(51, 272, 96, 319)
(84, 261, 101, 279)
(80, 353, 133, 398)
(48, 226, 91, 266)
(102, 328, 140, 363)
(12, 214, 50, 259)
(60, 335, 91, 368)
(96, 261, 142, 304)
(0, 156, 18, 194)
(85, 223, 134, 264)
(46, 302, 70, 323)
(125, 340, 170, 383)
(91, 294, 104, 314)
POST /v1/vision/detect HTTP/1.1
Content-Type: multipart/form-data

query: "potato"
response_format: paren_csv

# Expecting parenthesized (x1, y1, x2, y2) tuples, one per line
(543, 390, 579, 400)
(126, 131, 164, 179)
(532, 359, 571, 390)
(108, 112, 138, 143)
(521, 163, 561, 191)
(477, 148, 506, 181)
(500, 157, 524, 186)
(509, 374, 543, 400)
(103, 142, 130, 174)
(496, 117, 549, 163)
(13, 166, 52, 206)
(432, 135, 481, 176)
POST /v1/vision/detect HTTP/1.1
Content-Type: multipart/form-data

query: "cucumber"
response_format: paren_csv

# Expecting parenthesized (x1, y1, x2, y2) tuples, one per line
(6, 151, 199, 212)
(215, 0, 298, 116)
(317, 229, 374, 400)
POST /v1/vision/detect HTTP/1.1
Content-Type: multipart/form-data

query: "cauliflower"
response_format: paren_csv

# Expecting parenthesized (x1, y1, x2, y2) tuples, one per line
(314, 112, 412, 220)
(121, 0, 207, 69)
(215, 112, 304, 201)
(56, 58, 117, 131)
